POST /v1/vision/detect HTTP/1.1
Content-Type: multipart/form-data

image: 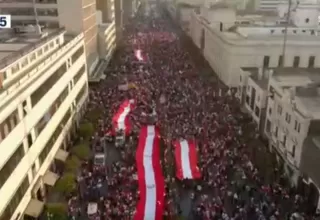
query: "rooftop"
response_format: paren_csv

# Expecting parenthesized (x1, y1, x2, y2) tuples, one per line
(196, 7, 320, 44)
(0, 27, 65, 69)
(273, 68, 320, 119)
(241, 67, 269, 89)
(271, 68, 320, 87)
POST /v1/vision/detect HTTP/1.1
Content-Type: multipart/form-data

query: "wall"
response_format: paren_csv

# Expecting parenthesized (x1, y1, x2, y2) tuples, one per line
(244, 77, 267, 125)
(0, 36, 87, 215)
(11, 74, 88, 220)
(267, 79, 310, 169)
(57, 0, 82, 34)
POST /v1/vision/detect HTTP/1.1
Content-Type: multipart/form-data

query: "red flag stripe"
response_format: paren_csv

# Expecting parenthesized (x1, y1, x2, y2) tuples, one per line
(134, 126, 165, 220)
(173, 139, 201, 180)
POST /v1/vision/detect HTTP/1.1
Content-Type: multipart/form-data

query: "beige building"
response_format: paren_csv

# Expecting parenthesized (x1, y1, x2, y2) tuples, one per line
(0, 0, 99, 75)
(0, 27, 89, 220)
(188, 2, 320, 87)
(239, 67, 320, 210)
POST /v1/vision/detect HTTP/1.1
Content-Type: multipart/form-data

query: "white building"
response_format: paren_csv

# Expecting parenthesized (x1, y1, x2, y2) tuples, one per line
(239, 67, 320, 209)
(189, 1, 320, 87)
(0, 0, 99, 76)
(0, 27, 89, 220)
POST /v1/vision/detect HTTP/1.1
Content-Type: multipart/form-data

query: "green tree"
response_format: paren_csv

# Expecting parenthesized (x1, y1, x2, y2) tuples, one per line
(86, 108, 102, 123)
(72, 142, 91, 160)
(78, 122, 94, 139)
(65, 156, 81, 172)
(46, 203, 68, 220)
(54, 173, 76, 195)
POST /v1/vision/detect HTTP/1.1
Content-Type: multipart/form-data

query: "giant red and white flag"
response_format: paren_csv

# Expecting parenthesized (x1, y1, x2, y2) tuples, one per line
(134, 125, 165, 220)
(112, 99, 135, 135)
(174, 139, 201, 180)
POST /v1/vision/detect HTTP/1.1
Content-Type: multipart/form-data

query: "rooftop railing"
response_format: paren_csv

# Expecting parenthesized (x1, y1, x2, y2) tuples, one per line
(0, 27, 65, 70)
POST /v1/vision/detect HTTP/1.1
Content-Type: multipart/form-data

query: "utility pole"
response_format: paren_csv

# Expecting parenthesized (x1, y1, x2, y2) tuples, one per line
(281, 0, 292, 67)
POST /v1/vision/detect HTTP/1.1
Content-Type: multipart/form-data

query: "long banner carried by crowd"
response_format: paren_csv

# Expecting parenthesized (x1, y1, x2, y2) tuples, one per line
(174, 139, 201, 180)
(134, 125, 165, 220)
(112, 99, 135, 135)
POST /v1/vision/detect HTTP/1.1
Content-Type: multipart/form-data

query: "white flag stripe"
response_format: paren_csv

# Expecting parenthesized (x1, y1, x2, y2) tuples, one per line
(180, 140, 193, 179)
(143, 126, 157, 220)
(117, 106, 131, 130)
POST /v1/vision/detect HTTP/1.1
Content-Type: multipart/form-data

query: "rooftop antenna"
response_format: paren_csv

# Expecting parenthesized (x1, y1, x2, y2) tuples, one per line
(32, 0, 41, 33)
(281, 0, 299, 67)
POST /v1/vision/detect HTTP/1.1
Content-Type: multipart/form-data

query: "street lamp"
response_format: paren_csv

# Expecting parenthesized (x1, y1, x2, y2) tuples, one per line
(281, 0, 299, 67)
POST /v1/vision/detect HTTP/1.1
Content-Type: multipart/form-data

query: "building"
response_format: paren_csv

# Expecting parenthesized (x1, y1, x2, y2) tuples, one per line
(0, 0, 99, 75)
(189, 1, 320, 87)
(239, 67, 320, 210)
(0, 27, 89, 220)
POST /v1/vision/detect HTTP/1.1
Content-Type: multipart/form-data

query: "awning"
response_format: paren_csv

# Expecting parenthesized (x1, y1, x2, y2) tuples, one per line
(24, 199, 44, 218)
(54, 149, 69, 162)
(43, 171, 59, 186)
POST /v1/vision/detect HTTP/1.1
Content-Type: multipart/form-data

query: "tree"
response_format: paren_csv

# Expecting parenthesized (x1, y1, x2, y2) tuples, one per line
(65, 156, 81, 172)
(46, 203, 68, 220)
(72, 142, 91, 160)
(78, 122, 94, 139)
(54, 173, 76, 195)
(86, 108, 102, 123)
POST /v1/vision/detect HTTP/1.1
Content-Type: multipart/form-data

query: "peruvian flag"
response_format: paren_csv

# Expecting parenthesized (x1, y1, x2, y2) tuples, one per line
(112, 99, 135, 135)
(134, 125, 165, 220)
(173, 139, 201, 180)
(135, 49, 145, 61)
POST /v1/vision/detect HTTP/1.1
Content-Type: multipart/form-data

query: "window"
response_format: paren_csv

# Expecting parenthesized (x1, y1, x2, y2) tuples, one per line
(270, 29, 275, 34)
(27, 134, 33, 148)
(266, 120, 271, 133)
(308, 56, 315, 68)
(292, 145, 296, 157)
(73, 65, 86, 85)
(285, 113, 291, 123)
(268, 108, 272, 115)
(32, 163, 37, 177)
(294, 120, 301, 132)
(31, 63, 67, 106)
(255, 106, 260, 117)
(305, 18, 310, 23)
(0, 175, 29, 220)
(278, 55, 283, 67)
(22, 100, 28, 116)
(0, 144, 24, 189)
(293, 56, 300, 67)
(283, 135, 287, 146)
(0, 110, 19, 143)
(245, 95, 250, 104)
(76, 83, 87, 105)
(263, 56, 270, 68)
(275, 126, 278, 137)
(277, 105, 282, 115)
(71, 46, 84, 63)
(240, 75, 242, 82)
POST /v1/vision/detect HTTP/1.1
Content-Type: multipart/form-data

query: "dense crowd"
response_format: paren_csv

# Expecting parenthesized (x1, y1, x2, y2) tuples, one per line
(67, 4, 320, 220)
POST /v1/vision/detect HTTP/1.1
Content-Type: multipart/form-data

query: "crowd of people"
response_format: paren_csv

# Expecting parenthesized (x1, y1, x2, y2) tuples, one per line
(67, 3, 320, 220)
